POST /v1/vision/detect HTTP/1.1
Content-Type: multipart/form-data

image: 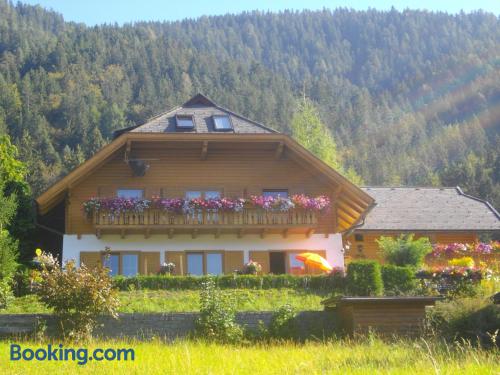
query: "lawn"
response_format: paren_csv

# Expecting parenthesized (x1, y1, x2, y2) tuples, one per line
(2, 289, 327, 314)
(0, 338, 498, 374)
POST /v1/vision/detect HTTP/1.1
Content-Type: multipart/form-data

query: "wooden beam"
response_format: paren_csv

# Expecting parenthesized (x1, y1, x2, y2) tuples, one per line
(168, 228, 174, 239)
(282, 228, 289, 238)
(274, 141, 284, 160)
(306, 228, 315, 238)
(201, 140, 208, 160)
(260, 228, 268, 239)
(96, 229, 101, 239)
(144, 228, 150, 239)
(120, 229, 126, 239)
(125, 140, 132, 162)
(192, 229, 198, 239)
(238, 229, 244, 238)
(215, 228, 221, 239)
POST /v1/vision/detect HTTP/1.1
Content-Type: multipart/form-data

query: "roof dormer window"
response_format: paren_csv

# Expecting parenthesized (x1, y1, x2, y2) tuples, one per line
(175, 115, 195, 130)
(213, 115, 233, 131)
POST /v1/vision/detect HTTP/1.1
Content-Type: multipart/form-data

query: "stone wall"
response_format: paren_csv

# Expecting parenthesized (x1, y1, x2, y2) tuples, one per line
(0, 311, 336, 340)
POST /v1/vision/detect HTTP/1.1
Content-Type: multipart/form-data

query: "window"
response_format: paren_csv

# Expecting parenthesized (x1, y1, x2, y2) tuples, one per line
(354, 234, 364, 242)
(263, 189, 289, 198)
(103, 254, 120, 276)
(289, 253, 304, 274)
(102, 252, 140, 276)
(185, 191, 221, 199)
(117, 189, 144, 199)
(213, 115, 233, 131)
(206, 253, 223, 275)
(187, 253, 203, 276)
(122, 254, 139, 276)
(175, 115, 195, 129)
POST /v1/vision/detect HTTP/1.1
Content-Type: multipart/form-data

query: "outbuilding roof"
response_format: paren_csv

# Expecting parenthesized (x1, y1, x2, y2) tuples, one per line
(114, 93, 276, 137)
(358, 187, 500, 232)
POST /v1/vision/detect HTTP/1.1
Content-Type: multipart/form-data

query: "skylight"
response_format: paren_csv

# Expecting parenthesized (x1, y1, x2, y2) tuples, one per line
(175, 115, 194, 129)
(213, 115, 233, 131)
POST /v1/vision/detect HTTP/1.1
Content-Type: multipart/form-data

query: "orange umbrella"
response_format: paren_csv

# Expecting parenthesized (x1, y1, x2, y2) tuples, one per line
(295, 253, 333, 272)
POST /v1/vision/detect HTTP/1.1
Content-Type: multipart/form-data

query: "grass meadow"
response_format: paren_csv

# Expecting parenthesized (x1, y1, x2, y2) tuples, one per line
(1, 289, 327, 314)
(0, 337, 498, 374)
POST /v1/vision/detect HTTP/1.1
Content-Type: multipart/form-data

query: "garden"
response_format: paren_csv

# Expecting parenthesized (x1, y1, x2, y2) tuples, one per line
(0, 236, 498, 373)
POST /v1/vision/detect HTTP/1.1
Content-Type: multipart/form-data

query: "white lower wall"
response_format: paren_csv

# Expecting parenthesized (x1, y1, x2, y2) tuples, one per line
(63, 233, 344, 269)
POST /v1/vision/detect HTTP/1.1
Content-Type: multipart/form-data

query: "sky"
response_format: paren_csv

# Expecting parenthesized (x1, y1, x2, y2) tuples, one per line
(20, 0, 500, 25)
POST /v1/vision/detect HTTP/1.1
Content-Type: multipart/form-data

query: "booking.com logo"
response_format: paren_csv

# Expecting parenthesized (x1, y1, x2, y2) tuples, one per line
(10, 344, 135, 365)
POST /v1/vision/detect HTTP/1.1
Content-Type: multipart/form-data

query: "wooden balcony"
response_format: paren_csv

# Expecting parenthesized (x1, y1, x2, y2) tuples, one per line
(92, 208, 319, 238)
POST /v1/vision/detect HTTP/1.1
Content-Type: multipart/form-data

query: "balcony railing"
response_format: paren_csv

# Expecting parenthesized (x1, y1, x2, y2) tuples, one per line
(92, 208, 318, 228)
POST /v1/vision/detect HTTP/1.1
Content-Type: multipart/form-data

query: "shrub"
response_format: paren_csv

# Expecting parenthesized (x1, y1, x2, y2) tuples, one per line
(0, 277, 13, 309)
(428, 297, 500, 347)
(112, 273, 345, 292)
(0, 230, 18, 280)
(381, 265, 417, 295)
(32, 251, 119, 341)
(346, 260, 383, 296)
(267, 304, 298, 340)
(377, 234, 432, 267)
(240, 260, 262, 275)
(416, 266, 488, 298)
(195, 278, 243, 343)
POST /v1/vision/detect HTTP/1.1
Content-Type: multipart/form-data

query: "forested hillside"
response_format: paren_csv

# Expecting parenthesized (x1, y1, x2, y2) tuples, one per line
(0, 1, 499, 207)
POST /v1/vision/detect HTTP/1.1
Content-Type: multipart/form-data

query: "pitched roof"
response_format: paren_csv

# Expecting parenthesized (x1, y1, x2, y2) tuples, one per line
(114, 93, 277, 137)
(358, 187, 500, 232)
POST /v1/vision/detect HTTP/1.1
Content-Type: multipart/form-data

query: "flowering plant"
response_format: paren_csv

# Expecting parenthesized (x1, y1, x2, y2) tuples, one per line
(158, 262, 176, 275)
(241, 260, 262, 275)
(82, 194, 331, 215)
(427, 241, 498, 261)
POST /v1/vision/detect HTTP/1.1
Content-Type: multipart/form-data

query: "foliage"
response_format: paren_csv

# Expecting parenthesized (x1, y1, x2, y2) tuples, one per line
(32, 251, 119, 341)
(157, 262, 176, 275)
(427, 242, 499, 262)
(82, 194, 331, 216)
(428, 297, 500, 347)
(381, 265, 417, 295)
(195, 278, 242, 343)
(0, 229, 18, 280)
(3, 288, 328, 314)
(240, 260, 262, 275)
(0, 277, 13, 309)
(416, 266, 490, 297)
(346, 260, 383, 296)
(377, 234, 432, 267)
(266, 304, 298, 340)
(111, 274, 346, 292)
(0, 5, 498, 209)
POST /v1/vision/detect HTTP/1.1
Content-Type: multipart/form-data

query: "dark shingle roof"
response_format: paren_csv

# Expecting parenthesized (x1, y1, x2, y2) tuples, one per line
(359, 187, 500, 231)
(115, 94, 276, 136)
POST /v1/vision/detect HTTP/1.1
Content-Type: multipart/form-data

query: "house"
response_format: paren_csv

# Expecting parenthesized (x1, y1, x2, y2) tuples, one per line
(35, 94, 374, 276)
(344, 187, 500, 262)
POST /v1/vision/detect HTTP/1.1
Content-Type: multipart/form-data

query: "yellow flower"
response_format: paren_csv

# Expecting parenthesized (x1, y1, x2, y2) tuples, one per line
(35, 248, 42, 256)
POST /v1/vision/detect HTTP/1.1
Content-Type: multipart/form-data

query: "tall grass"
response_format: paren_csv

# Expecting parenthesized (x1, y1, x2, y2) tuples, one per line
(0, 337, 497, 374)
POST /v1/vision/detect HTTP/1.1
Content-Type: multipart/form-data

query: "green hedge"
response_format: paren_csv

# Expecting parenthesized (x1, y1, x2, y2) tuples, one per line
(346, 260, 383, 296)
(381, 265, 417, 295)
(112, 274, 346, 292)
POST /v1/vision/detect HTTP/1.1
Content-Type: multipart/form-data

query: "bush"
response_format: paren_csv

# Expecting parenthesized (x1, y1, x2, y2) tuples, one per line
(267, 304, 298, 340)
(0, 230, 18, 280)
(381, 265, 417, 295)
(377, 234, 432, 267)
(32, 251, 119, 341)
(0, 277, 13, 309)
(195, 278, 242, 343)
(428, 297, 500, 347)
(346, 260, 383, 296)
(416, 267, 487, 298)
(112, 273, 345, 292)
